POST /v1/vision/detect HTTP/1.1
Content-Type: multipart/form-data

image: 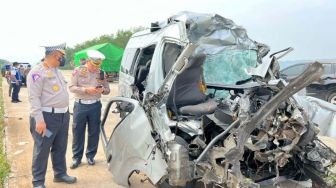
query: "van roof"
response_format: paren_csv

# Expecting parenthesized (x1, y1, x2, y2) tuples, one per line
(126, 22, 187, 49)
(126, 11, 257, 55)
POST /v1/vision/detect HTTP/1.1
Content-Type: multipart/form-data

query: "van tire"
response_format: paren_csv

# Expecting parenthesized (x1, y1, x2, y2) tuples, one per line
(327, 91, 336, 105)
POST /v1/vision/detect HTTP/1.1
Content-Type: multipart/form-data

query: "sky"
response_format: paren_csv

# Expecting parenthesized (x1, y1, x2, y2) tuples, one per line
(0, 0, 335, 63)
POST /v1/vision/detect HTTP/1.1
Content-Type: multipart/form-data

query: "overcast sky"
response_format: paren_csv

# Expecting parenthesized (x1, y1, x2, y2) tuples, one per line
(0, 0, 335, 63)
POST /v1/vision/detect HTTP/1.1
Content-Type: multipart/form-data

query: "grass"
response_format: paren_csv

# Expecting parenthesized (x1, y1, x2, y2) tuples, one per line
(0, 76, 10, 186)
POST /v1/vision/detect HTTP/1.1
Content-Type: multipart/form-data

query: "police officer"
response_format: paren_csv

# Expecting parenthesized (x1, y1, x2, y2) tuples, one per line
(27, 43, 77, 188)
(5, 64, 13, 97)
(69, 50, 110, 169)
(10, 62, 22, 103)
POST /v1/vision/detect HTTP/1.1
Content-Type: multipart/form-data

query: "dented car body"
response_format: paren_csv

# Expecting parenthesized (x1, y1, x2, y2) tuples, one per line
(100, 12, 336, 187)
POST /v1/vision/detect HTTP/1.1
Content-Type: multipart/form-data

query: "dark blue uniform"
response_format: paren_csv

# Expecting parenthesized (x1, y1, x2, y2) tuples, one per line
(11, 66, 21, 102)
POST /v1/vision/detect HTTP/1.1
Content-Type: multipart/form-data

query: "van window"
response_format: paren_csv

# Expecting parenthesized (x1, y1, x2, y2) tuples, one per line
(283, 64, 307, 77)
(121, 48, 139, 73)
(133, 44, 156, 98)
(162, 42, 183, 78)
(129, 49, 140, 75)
(323, 63, 333, 75)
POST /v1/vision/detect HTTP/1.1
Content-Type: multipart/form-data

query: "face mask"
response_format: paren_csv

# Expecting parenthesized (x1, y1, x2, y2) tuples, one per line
(58, 56, 66, 67)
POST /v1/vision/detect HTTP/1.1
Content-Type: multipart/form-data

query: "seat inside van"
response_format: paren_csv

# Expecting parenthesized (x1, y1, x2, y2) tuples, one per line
(167, 54, 218, 117)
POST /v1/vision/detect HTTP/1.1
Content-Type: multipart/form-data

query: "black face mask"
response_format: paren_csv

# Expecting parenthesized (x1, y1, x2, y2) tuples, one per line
(58, 56, 66, 67)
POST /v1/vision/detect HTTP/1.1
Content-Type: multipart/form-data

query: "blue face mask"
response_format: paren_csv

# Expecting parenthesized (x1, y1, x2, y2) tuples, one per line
(58, 56, 66, 67)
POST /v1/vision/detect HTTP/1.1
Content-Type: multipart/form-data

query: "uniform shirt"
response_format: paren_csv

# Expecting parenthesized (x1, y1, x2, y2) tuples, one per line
(11, 67, 22, 83)
(69, 66, 110, 100)
(19, 67, 25, 76)
(27, 63, 69, 122)
(24, 68, 31, 77)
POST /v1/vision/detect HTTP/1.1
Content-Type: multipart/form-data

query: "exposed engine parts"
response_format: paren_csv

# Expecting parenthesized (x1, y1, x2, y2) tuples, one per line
(161, 63, 336, 188)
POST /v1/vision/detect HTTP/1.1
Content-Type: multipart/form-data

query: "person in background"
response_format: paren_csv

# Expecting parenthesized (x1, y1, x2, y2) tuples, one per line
(69, 50, 110, 169)
(4, 64, 13, 97)
(19, 64, 25, 75)
(24, 65, 31, 85)
(19, 64, 26, 86)
(27, 43, 77, 188)
(10, 62, 22, 103)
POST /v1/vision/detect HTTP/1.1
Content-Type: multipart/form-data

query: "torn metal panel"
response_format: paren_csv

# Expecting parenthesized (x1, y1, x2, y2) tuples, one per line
(294, 95, 336, 138)
(226, 62, 324, 179)
(103, 97, 168, 186)
(169, 12, 258, 53)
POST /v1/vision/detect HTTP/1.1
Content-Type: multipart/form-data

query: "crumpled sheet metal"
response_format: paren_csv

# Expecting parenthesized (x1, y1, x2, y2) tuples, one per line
(294, 95, 336, 138)
(225, 62, 324, 180)
(169, 11, 261, 55)
(167, 12, 268, 98)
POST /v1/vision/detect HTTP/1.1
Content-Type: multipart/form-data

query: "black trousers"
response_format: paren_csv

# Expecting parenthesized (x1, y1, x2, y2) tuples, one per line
(30, 111, 70, 186)
(72, 101, 102, 161)
(11, 83, 21, 101)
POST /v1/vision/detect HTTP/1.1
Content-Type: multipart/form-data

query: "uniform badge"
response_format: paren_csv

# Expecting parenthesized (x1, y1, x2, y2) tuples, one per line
(52, 85, 60, 91)
(32, 73, 41, 82)
(80, 67, 88, 77)
(47, 70, 54, 77)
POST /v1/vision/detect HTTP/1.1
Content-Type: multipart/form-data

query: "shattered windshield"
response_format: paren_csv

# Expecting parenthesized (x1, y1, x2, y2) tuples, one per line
(203, 49, 257, 85)
(202, 49, 257, 98)
(170, 12, 260, 93)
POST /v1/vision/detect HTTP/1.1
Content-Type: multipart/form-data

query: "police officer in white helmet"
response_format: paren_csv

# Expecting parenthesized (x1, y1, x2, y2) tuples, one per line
(69, 50, 110, 169)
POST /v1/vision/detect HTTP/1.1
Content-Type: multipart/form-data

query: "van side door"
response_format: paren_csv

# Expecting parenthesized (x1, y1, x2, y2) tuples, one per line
(100, 97, 167, 187)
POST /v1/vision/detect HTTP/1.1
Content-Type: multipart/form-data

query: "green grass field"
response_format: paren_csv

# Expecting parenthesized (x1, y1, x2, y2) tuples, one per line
(0, 76, 10, 186)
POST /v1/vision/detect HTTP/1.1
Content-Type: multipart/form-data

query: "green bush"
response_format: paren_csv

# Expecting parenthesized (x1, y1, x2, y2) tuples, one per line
(0, 76, 10, 186)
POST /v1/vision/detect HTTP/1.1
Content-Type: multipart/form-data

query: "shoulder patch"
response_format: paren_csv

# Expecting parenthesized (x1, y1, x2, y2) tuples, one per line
(32, 73, 41, 82)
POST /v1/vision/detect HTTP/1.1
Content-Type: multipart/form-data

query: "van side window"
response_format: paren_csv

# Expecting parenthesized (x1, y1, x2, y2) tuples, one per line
(121, 48, 139, 74)
(129, 49, 140, 75)
(162, 43, 183, 78)
(133, 44, 156, 99)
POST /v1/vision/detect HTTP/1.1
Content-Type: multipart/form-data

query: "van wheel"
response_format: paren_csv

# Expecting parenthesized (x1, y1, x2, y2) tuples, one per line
(327, 92, 336, 105)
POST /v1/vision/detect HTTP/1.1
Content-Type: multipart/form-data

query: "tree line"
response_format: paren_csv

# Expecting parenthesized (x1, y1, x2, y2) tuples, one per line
(61, 26, 145, 70)
(0, 59, 10, 67)
(1, 27, 144, 69)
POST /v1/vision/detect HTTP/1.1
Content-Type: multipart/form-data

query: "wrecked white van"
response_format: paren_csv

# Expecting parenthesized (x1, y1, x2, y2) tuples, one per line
(100, 12, 336, 188)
